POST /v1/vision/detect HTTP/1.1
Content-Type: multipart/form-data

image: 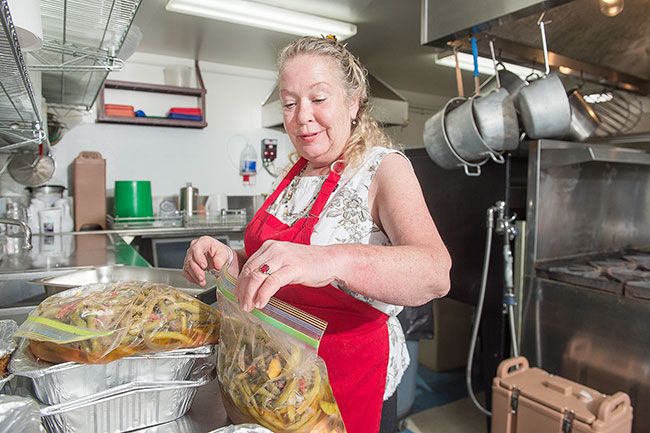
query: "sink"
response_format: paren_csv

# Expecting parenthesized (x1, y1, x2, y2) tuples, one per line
(0, 269, 75, 308)
(0, 269, 76, 324)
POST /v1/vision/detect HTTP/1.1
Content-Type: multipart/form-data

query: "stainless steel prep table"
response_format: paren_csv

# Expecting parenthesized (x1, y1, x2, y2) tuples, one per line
(0, 231, 234, 432)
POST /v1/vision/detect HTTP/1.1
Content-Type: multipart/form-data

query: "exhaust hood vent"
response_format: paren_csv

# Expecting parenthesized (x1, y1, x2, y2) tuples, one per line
(261, 73, 409, 130)
(421, 0, 650, 94)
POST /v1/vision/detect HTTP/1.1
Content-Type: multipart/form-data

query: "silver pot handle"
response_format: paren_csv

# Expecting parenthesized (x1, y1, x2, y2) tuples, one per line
(463, 164, 482, 177)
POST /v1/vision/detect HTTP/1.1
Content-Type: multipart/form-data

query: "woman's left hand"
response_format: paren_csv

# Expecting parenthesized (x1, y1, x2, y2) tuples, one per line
(235, 240, 335, 312)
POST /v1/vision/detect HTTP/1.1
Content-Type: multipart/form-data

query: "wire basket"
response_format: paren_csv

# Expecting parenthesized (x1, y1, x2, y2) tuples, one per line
(107, 209, 247, 230)
(183, 209, 247, 228)
(107, 214, 183, 229)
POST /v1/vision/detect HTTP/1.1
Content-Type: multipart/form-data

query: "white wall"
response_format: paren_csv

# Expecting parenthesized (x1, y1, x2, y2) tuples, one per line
(48, 52, 293, 201)
(0, 52, 445, 210)
(384, 89, 448, 149)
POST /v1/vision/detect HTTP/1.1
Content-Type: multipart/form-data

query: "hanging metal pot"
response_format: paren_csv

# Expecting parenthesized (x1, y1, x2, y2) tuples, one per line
(472, 40, 520, 153)
(446, 96, 503, 164)
(423, 97, 486, 176)
(567, 89, 601, 141)
(516, 17, 571, 139)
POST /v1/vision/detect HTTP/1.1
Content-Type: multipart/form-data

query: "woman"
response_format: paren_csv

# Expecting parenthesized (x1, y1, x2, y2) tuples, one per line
(183, 35, 451, 433)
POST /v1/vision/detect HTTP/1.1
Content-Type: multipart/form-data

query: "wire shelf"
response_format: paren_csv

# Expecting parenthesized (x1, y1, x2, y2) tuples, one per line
(107, 209, 248, 230)
(183, 210, 248, 228)
(30, 0, 142, 108)
(0, 0, 46, 152)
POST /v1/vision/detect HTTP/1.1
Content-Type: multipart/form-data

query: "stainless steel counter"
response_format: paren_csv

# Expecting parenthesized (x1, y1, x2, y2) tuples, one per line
(0, 232, 150, 274)
(0, 232, 150, 313)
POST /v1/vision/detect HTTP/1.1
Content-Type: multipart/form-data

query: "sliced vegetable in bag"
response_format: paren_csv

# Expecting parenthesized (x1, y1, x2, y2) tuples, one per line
(215, 255, 347, 433)
(15, 281, 219, 364)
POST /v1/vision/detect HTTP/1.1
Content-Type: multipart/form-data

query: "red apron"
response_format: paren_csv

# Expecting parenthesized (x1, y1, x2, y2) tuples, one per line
(244, 157, 390, 433)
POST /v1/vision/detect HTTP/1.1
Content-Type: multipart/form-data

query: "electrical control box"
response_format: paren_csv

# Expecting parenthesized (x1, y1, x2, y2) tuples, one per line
(261, 138, 277, 163)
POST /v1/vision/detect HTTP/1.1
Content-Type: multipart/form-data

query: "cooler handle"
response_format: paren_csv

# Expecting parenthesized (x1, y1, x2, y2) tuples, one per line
(543, 378, 572, 396)
(497, 356, 529, 379)
(598, 392, 630, 423)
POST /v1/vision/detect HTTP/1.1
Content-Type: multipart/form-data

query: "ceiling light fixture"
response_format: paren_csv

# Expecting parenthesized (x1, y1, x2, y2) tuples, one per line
(166, 0, 357, 41)
(434, 51, 542, 81)
(599, 0, 624, 17)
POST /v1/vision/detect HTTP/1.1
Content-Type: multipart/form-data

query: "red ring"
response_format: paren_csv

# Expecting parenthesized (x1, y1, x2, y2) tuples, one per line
(259, 263, 271, 275)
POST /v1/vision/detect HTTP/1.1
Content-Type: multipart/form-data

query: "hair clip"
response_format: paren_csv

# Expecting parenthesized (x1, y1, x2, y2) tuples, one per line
(323, 34, 337, 42)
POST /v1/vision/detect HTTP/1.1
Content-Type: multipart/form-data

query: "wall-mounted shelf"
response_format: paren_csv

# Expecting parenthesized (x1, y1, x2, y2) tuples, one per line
(0, 0, 47, 152)
(97, 80, 207, 129)
(27, 0, 142, 108)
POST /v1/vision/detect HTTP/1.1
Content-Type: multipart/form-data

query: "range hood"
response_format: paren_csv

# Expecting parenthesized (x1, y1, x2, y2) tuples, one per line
(262, 74, 409, 129)
(421, 0, 650, 94)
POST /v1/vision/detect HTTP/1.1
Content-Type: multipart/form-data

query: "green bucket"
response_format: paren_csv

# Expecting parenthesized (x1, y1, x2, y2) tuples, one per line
(114, 180, 153, 218)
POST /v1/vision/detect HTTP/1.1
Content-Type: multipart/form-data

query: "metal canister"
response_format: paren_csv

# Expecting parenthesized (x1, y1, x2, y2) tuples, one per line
(179, 183, 199, 215)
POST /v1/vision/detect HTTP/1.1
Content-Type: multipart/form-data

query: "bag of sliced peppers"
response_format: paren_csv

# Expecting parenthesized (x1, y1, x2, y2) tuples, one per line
(15, 281, 219, 364)
(215, 262, 347, 433)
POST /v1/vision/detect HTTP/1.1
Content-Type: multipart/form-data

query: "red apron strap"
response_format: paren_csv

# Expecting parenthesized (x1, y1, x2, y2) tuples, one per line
(257, 157, 308, 214)
(307, 168, 341, 218)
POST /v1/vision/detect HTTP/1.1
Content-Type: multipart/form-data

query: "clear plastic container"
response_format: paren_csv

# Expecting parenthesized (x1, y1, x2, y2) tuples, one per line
(163, 65, 192, 87)
(240, 143, 257, 186)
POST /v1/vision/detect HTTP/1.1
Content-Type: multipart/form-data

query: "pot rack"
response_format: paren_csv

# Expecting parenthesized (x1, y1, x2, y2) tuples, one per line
(0, 0, 142, 152)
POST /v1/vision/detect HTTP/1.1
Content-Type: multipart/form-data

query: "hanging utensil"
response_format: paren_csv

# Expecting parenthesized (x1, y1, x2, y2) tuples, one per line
(516, 14, 571, 139)
(568, 89, 601, 141)
(471, 35, 481, 96)
(472, 40, 519, 154)
(8, 143, 56, 186)
(453, 45, 464, 97)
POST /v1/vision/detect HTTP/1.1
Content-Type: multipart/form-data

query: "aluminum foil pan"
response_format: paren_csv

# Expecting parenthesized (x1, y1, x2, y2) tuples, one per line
(0, 394, 45, 433)
(0, 374, 14, 393)
(0, 320, 18, 384)
(40, 363, 215, 433)
(10, 339, 214, 405)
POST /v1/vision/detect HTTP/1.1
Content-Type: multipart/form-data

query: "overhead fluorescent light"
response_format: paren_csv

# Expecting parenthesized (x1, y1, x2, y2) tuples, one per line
(434, 51, 542, 81)
(166, 0, 357, 41)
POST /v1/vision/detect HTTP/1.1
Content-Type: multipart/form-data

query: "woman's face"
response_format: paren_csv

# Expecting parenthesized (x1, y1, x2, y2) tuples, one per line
(280, 54, 359, 167)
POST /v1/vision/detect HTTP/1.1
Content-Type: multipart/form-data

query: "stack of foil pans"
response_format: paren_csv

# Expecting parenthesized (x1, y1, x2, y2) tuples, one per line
(10, 342, 214, 404)
(40, 365, 214, 433)
(9, 342, 216, 432)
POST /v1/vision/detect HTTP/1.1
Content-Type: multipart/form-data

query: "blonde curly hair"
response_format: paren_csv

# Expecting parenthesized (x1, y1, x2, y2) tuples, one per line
(277, 36, 394, 168)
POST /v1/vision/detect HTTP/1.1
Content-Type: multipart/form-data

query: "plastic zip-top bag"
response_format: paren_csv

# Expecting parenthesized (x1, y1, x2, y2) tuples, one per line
(215, 251, 347, 433)
(14, 281, 220, 364)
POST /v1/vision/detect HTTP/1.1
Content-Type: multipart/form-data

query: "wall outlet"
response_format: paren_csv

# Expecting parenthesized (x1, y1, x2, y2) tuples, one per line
(261, 138, 278, 162)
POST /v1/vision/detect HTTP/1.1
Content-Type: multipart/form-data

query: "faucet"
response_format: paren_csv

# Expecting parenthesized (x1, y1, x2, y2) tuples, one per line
(0, 218, 33, 250)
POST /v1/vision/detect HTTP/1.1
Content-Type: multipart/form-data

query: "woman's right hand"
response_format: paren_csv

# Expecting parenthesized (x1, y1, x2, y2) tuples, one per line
(182, 236, 233, 287)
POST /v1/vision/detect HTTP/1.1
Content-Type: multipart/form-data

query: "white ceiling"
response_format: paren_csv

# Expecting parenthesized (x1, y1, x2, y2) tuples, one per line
(132, 0, 467, 99)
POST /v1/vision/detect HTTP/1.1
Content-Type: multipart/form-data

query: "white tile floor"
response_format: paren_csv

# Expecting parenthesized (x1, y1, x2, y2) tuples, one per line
(404, 396, 488, 433)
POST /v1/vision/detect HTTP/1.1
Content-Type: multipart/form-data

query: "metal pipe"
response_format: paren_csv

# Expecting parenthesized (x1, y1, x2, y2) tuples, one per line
(0, 218, 32, 249)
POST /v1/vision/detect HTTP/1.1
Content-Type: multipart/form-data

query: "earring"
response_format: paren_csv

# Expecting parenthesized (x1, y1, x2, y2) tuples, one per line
(351, 119, 358, 127)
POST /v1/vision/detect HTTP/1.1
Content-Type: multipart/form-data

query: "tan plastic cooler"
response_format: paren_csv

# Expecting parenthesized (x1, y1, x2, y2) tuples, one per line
(492, 357, 632, 433)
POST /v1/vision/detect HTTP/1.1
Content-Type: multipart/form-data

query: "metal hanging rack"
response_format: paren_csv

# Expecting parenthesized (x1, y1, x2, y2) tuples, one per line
(26, 0, 142, 109)
(0, 0, 47, 152)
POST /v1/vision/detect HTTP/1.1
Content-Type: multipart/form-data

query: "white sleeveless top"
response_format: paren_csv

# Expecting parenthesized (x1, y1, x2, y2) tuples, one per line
(267, 146, 410, 400)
